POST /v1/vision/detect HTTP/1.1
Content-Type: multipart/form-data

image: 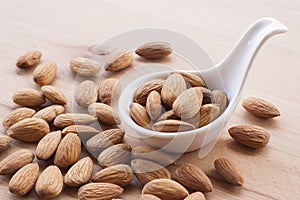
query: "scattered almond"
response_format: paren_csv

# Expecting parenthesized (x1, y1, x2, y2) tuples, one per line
(0, 135, 12, 153)
(70, 57, 100, 77)
(36, 130, 62, 160)
(33, 61, 57, 86)
(98, 144, 132, 168)
(146, 91, 162, 120)
(75, 80, 98, 107)
(12, 88, 46, 107)
(2, 107, 36, 129)
(41, 85, 67, 105)
(130, 103, 151, 128)
(88, 103, 121, 125)
(16, 50, 42, 69)
(138, 194, 161, 200)
(98, 78, 120, 105)
(62, 125, 99, 136)
(105, 51, 133, 71)
(152, 120, 195, 132)
(134, 79, 165, 105)
(184, 192, 206, 200)
(78, 182, 124, 200)
(135, 41, 172, 59)
(178, 72, 207, 88)
(33, 105, 65, 123)
(53, 113, 97, 128)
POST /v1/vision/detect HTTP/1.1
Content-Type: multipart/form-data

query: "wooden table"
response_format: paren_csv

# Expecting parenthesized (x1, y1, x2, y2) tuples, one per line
(1, 0, 299, 199)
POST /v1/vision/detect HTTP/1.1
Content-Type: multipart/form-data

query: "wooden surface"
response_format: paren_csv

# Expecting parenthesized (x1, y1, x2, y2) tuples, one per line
(1, 0, 300, 199)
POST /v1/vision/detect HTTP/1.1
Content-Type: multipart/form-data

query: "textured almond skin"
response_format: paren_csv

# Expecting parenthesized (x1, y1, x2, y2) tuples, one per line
(98, 78, 120, 105)
(105, 51, 133, 71)
(12, 88, 46, 107)
(138, 194, 161, 200)
(178, 72, 207, 88)
(41, 85, 67, 105)
(134, 79, 165, 105)
(64, 157, 94, 187)
(7, 118, 50, 142)
(131, 159, 171, 185)
(33, 105, 65, 123)
(70, 57, 100, 77)
(76, 80, 98, 107)
(184, 192, 206, 200)
(214, 157, 244, 186)
(175, 164, 212, 193)
(2, 107, 36, 129)
(212, 90, 228, 114)
(242, 97, 280, 119)
(0, 135, 12, 153)
(88, 103, 121, 125)
(157, 110, 179, 122)
(0, 149, 34, 175)
(36, 131, 62, 160)
(142, 179, 188, 200)
(87, 128, 125, 150)
(16, 50, 42, 69)
(98, 144, 132, 168)
(130, 103, 151, 128)
(161, 73, 187, 107)
(54, 113, 97, 128)
(146, 91, 162, 120)
(33, 61, 57, 86)
(228, 125, 270, 148)
(152, 120, 195, 132)
(92, 164, 134, 187)
(198, 104, 220, 127)
(62, 125, 99, 136)
(9, 163, 39, 196)
(54, 133, 81, 169)
(35, 165, 63, 199)
(78, 182, 124, 200)
(135, 41, 172, 59)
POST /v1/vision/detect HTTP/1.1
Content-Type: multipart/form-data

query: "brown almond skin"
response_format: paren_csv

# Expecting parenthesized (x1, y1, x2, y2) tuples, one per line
(0, 135, 12, 153)
(75, 80, 98, 107)
(146, 90, 162, 120)
(33, 105, 65, 123)
(136, 41, 172, 59)
(214, 157, 244, 186)
(2, 107, 36, 129)
(16, 50, 42, 69)
(33, 61, 57, 86)
(228, 125, 270, 148)
(12, 88, 46, 107)
(70, 57, 100, 77)
(41, 85, 67, 105)
(36, 131, 62, 160)
(134, 79, 165, 105)
(198, 104, 220, 127)
(152, 120, 195, 132)
(78, 182, 124, 200)
(130, 103, 151, 128)
(88, 103, 121, 126)
(105, 51, 133, 71)
(62, 125, 99, 136)
(138, 194, 161, 200)
(242, 97, 280, 119)
(98, 144, 132, 168)
(98, 78, 120, 105)
(178, 72, 207, 88)
(9, 163, 39, 196)
(157, 110, 179, 121)
(54, 113, 97, 128)
(184, 192, 206, 200)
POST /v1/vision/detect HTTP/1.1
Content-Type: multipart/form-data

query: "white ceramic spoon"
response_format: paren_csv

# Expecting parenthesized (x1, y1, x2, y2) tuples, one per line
(118, 17, 287, 156)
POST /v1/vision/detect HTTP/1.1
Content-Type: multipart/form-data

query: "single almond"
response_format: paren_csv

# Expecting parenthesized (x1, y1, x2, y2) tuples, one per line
(98, 144, 132, 168)
(62, 125, 99, 136)
(87, 128, 125, 150)
(135, 41, 172, 59)
(131, 159, 171, 185)
(54, 133, 81, 169)
(98, 78, 120, 105)
(12, 88, 46, 107)
(33, 61, 57, 86)
(75, 80, 98, 107)
(178, 72, 207, 88)
(175, 164, 212, 193)
(184, 192, 206, 200)
(16, 50, 42, 69)
(33, 105, 65, 123)
(134, 79, 165, 105)
(41, 85, 67, 105)
(212, 90, 228, 114)
(7, 118, 50, 142)
(88, 103, 121, 125)
(130, 103, 151, 128)
(70, 57, 100, 77)
(54, 113, 97, 128)
(152, 120, 195, 132)
(161, 73, 187, 107)
(92, 164, 134, 187)
(198, 104, 220, 127)
(242, 97, 280, 119)
(36, 130, 62, 160)
(142, 179, 188, 200)
(228, 125, 270, 148)
(64, 157, 94, 187)
(146, 91, 162, 120)
(78, 182, 124, 200)
(138, 194, 161, 200)
(0, 149, 34, 175)
(9, 163, 39, 196)
(214, 157, 244, 186)
(2, 107, 36, 129)
(157, 110, 179, 121)
(105, 51, 133, 71)
(35, 165, 63, 199)
(0, 135, 12, 153)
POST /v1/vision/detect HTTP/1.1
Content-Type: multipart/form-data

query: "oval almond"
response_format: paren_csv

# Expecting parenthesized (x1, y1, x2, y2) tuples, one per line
(78, 182, 124, 200)
(70, 57, 100, 77)
(146, 91, 162, 120)
(105, 51, 133, 71)
(33, 105, 65, 123)
(98, 78, 120, 105)
(12, 88, 46, 107)
(152, 120, 195, 132)
(36, 130, 62, 160)
(2, 107, 36, 129)
(134, 79, 165, 105)
(88, 103, 121, 125)
(41, 85, 67, 105)
(54, 113, 97, 128)
(33, 61, 57, 86)
(98, 144, 132, 168)
(130, 103, 151, 128)
(16, 50, 42, 69)
(0, 135, 12, 153)
(135, 41, 172, 59)
(75, 80, 98, 107)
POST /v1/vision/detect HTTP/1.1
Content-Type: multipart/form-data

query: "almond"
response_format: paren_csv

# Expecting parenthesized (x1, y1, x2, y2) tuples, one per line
(78, 182, 124, 200)
(131, 159, 171, 185)
(36, 130, 62, 160)
(242, 97, 280, 119)
(184, 192, 206, 200)
(142, 179, 188, 200)
(9, 163, 39, 196)
(161, 73, 187, 107)
(62, 125, 99, 136)
(214, 157, 244, 186)
(178, 72, 207, 88)
(212, 90, 228, 114)
(33, 61, 57, 86)
(105, 51, 133, 71)
(7, 118, 50, 142)
(135, 41, 172, 59)
(41, 85, 67, 105)
(146, 91, 162, 120)
(12, 88, 46, 107)
(88, 103, 121, 125)
(175, 164, 212, 193)
(70, 57, 100, 77)
(157, 110, 179, 121)
(92, 164, 134, 187)
(54, 113, 97, 128)
(16, 50, 42, 69)
(98, 78, 120, 105)
(0, 149, 34, 175)
(0, 135, 12, 153)
(134, 79, 165, 105)
(198, 104, 220, 127)
(87, 128, 125, 150)
(33, 105, 65, 123)
(228, 125, 270, 148)
(2, 107, 36, 129)
(35, 165, 63, 199)
(64, 157, 94, 187)
(199, 87, 212, 104)
(75, 80, 98, 107)
(98, 144, 132, 168)
(152, 120, 195, 132)
(54, 133, 81, 169)
(138, 194, 161, 200)
(173, 87, 203, 118)
(130, 103, 151, 128)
